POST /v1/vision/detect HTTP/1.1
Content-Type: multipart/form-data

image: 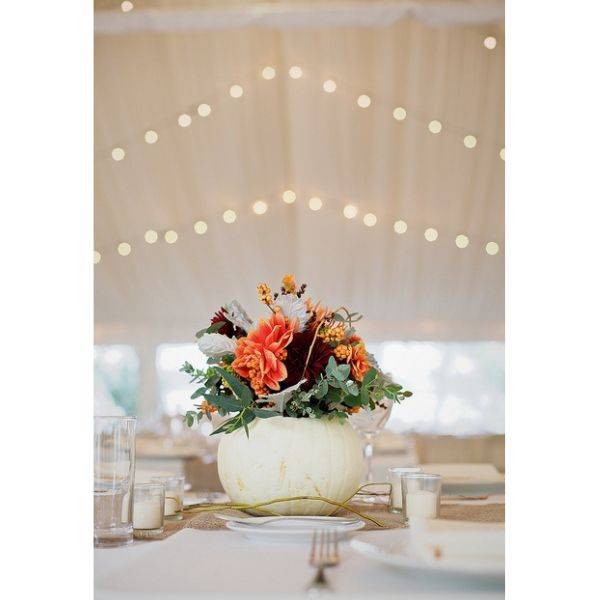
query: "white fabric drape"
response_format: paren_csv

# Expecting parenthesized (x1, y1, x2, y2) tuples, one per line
(94, 5, 504, 343)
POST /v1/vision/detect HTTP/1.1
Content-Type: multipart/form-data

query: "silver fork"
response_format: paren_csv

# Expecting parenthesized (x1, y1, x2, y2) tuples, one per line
(307, 530, 340, 593)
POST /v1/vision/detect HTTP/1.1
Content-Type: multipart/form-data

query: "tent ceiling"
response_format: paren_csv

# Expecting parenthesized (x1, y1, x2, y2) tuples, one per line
(94, 1, 504, 344)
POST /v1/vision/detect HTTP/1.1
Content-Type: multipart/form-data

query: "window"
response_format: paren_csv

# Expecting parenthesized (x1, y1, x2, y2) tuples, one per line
(367, 341, 504, 436)
(94, 345, 139, 416)
(156, 343, 208, 417)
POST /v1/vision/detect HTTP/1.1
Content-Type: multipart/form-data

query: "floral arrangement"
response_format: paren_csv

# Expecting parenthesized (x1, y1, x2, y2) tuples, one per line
(181, 275, 412, 435)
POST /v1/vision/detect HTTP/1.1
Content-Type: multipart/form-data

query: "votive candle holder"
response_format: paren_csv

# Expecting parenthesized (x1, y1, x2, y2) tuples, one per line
(150, 475, 185, 521)
(401, 473, 442, 523)
(133, 483, 165, 537)
(387, 467, 424, 513)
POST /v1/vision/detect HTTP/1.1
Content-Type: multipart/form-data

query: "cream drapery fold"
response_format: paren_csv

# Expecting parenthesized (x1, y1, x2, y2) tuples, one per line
(94, 2, 504, 344)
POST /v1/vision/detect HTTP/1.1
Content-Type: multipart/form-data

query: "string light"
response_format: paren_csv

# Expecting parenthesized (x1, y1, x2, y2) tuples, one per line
(194, 221, 208, 235)
(394, 220, 408, 234)
(178, 114, 192, 128)
(144, 130, 158, 144)
(261, 66, 276, 80)
(289, 66, 303, 79)
(121, 1, 133, 12)
(363, 213, 377, 227)
(308, 196, 322, 211)
(343, 204, 358, 219)
(486, 241, 500, 255)
(455, 234, 470, 248)
(94, 251, 101, 264)
(393, 107, 407, 121)
(111, 147, 125, 161)
(252, 200, 268, 215)
(144, 229, 158, 244)
(428, 120, 442, 134)
(357, 95, 371, 108)
(484, 36, 497, 50)
(424, 228, 438, 242)
(229, 85, 244, 98)
(106, 66, 505, 162)
(463, 135, 477, 149)
(282, 190, 296, 204)
(223, 209, 237, 223)
(117, 242, 131, 256)
(164, 230, 178, 244)
(499, 148, 505, 161)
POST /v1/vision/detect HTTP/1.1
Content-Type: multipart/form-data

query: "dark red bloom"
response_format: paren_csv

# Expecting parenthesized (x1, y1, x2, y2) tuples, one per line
(282, 330, 334, 389)
(210, 309, 244, 338)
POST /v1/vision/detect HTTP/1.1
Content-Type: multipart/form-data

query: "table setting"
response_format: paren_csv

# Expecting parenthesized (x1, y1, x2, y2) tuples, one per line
(95, 276, 504, 597)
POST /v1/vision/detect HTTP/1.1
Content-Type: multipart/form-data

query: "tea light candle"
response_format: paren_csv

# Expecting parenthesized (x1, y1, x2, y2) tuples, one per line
(405, 489, 438, 519)
(164, 496, 182, 517)
(151, 474, 186, 521)
(132, 483, 165, 534)
(134, 500, 164, 530)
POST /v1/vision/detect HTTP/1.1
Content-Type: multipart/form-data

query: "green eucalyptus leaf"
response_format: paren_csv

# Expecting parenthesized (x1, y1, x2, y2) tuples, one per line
(252, 408, 279, 419)
(214, 367, 253, 406)
(202, 394, 242, 412)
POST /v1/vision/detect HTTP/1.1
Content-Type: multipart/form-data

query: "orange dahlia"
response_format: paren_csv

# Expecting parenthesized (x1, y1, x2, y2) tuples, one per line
(232, 311, 296, 395)
(349, 340, 371, 382)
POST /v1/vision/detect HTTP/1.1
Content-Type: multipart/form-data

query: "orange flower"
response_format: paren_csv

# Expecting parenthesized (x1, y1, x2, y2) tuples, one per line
(232, 311, 296, 394)
(305, 298, 331, 327)
(346, 406, 361, 414)
(349, 340, 370, 382)
(282, 274, 297, 294)
(199, 400, 217, 414)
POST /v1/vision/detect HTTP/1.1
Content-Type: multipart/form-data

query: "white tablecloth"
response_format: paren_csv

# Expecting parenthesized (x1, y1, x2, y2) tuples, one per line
(95, 526, 504, 598)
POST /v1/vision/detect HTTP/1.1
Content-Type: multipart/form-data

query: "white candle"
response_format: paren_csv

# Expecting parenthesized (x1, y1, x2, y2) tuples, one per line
(134, 500, 164, 530)
(405, 490, 438, 519)
(164, 496, 182, 517)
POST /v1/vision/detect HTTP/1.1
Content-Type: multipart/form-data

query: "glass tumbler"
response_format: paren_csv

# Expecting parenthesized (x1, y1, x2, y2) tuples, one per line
(94, 416, 136, 547)
(133, 483, 165, 536)
(150, 475, 185, 521)
(401, 473, 442, 523)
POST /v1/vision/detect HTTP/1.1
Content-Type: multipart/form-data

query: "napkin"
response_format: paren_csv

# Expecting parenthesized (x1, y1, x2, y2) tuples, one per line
(408, 518, 505, 562)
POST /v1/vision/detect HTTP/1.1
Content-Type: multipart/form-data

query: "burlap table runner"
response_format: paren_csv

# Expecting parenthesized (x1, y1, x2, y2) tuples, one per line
(134, 500, 504, 541)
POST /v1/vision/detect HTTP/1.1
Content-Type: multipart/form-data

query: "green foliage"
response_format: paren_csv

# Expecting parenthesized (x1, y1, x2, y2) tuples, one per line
(180, 349, 413, 435)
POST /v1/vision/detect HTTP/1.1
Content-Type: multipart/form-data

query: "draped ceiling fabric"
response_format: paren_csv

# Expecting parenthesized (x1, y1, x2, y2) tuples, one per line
(94, 0, 505, 347)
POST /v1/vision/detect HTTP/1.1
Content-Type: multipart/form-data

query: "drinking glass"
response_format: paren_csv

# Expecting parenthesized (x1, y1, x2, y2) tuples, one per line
(94, 416, 136, 547)
(401, 473, 442, 523)
(349, 398, 393, 500)
(150, 475, 185, 521)
(133, 483, 165, 536)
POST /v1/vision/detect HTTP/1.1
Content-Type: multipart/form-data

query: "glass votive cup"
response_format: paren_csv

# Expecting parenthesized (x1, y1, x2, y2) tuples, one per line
(150, 475, 185, 521)
(401, 473, 442, 523)
(387, 467, 424, 513)
(133, 483, 165, 536)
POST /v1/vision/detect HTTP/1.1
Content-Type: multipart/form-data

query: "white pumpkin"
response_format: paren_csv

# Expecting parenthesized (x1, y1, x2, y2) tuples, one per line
(217, 416, 363, 515)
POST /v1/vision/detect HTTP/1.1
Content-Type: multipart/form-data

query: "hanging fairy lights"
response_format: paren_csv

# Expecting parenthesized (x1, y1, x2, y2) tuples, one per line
(97, 46, 504, 264)
(95, 190, 502, 265)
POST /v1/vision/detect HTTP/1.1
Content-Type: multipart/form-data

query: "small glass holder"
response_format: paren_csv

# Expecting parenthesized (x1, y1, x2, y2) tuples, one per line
(400, 473, 442, 524)
(133, 483, 165, 537)
(387, 467, 423, 513)
(150, 475, 185, 521)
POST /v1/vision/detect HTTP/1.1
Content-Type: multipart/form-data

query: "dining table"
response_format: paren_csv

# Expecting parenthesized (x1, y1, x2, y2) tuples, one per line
(95, 491, 505, 599)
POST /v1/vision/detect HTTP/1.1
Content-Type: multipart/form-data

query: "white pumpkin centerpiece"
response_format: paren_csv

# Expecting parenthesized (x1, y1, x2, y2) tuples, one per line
(182, 275, 412, 517)
(218, 415, 363, 515)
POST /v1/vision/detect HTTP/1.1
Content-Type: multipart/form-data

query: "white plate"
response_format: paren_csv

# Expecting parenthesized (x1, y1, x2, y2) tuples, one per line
(351, 530, 504, 582)
(224, 516, 365, 542)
